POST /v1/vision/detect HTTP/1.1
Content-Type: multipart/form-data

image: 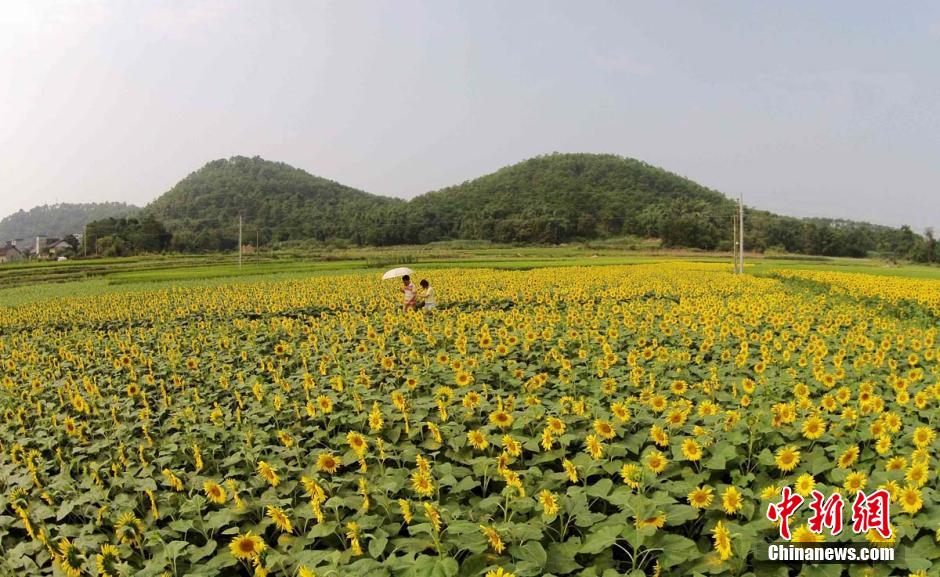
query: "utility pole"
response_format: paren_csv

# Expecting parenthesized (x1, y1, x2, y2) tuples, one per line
(731, 212, 737, 273)
(738, 195, 745, 273)
(238, 215, 243, 268)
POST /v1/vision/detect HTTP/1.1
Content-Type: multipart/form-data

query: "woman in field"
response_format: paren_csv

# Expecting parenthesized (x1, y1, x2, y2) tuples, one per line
(401, 275, 417, 312)
(419, 279, 436, 311)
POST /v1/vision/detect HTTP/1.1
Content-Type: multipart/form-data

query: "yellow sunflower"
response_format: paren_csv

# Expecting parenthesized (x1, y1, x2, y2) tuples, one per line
(843, 471, 867, 493)
(837, 445, 860, 469)
(681, 438, 702, 462)
(635, 512, 667, 529)
(266, 505, 293, 533)
(644, 450, 668, 474)
(95, 543, 120, 577)
(899, 486, 923, 514)
(593, 419, 616, 440)
(774, 446, 800, 472)
(721, 486, 743, 515)
(467, 429, 489, 451)
(256, 461, 280, 487)
(411, 471, 435, 497)
(203, 480, 227, 505)
(711, 520, 732, 560)
(316, 452, 340, 474)
(489, 410, 514, 429)
(801, 415, 826, 439)
(585, 434, 604, 460)
(346, 431, 368, 455)
(229, 531, 266, 560)
(56, 538, 83, 577)
(480, 525, 505, 554)
(688, 485, 714, 509)
(795, 473, 815, 497)
(538, 489, 559, 517)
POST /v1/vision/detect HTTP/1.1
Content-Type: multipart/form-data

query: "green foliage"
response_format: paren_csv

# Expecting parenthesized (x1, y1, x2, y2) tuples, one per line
(142, 156, 403, 251)
(84, 216, 171, 256)
(399, 153, 733, 246)
(0, 202, 138, 241)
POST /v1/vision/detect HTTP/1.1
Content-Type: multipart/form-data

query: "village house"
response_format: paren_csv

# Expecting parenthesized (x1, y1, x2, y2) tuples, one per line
(0, 235, 81, 263)
(0, 241, 24, 263)
(47, 237, 77, 256)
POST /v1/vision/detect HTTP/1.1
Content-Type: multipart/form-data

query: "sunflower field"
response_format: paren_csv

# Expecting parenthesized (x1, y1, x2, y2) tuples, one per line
(0, 262, 938, 577)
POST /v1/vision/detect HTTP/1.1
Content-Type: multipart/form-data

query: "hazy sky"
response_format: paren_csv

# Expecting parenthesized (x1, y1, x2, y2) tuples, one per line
(2, 1, 939, 230)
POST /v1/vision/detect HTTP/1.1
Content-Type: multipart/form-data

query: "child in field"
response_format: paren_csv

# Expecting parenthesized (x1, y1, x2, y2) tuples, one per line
(402, 275, 417, 312)
(419, 279, 436, 311)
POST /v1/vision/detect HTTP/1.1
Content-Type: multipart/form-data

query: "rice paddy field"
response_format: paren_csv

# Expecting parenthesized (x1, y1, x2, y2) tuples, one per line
(0, 255, 938, 577)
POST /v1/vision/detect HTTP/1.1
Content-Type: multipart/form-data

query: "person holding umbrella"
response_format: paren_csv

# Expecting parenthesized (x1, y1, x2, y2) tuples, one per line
(401, 275, 417, 312)
(381, 267, 418, 312)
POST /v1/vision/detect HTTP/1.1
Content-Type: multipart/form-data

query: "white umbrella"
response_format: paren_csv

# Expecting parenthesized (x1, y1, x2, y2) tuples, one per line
(381, 266, 415, 280)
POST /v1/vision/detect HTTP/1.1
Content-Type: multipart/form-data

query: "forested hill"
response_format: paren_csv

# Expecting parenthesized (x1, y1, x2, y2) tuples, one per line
(377, 153, 922, 257)
(143, 156, 403, 251)
(397, 153, 734, 245)
(114, 153, 931, 259)
(140, 153, 743, 249)
(0, 202, 138, 241)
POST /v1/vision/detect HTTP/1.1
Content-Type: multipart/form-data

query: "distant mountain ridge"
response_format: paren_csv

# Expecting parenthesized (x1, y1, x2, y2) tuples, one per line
(16, 153, 935, 260)
(0, 202, 139, 241)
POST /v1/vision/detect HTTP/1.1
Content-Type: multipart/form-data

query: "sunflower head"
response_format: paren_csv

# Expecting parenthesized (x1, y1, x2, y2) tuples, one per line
(645, 450, 668, 474)
(115, 512, 143, 545)
(56, 538, 83, 577)
(593, 419, 615, 440)
(411, 471, 434, 497)
(95, 544, 120, 577)
(489, 410, 513, 429)
(467, 430, 489, 451)
(316, 452, 340, 474)
(257, 461, 280, 486)
(203, 480, 227, 505)
(688, 485, 714, 509)
(681, 438, 702, 461)
(774, 446, 800, 472)
(266, 505, 293, 533)
(229, 531, 266, 560)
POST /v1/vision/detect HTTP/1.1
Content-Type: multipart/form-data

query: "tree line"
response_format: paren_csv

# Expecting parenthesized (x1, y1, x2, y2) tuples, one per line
(83, 216, 171, 256)
(83, 203, 938, 263)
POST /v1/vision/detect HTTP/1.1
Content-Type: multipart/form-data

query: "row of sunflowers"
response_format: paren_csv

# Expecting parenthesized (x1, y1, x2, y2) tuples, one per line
(0, 263, 937, 577)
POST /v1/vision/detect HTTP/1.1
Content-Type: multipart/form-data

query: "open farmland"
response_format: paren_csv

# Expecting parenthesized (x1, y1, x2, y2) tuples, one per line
(0, 262, 938, 577)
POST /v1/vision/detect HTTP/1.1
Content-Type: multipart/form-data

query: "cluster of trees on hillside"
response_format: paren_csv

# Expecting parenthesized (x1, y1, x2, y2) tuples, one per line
(73, 154, 938, 263)
(0, 202, 138, 241)
(83, 216, 171, 256)
(143, 157, 402, 252)
(743, 211, 937, 261)
(383, 154, 732, 245)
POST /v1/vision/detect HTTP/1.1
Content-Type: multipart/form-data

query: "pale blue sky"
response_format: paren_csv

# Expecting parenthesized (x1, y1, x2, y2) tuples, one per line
(1, 1, 938, 230)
